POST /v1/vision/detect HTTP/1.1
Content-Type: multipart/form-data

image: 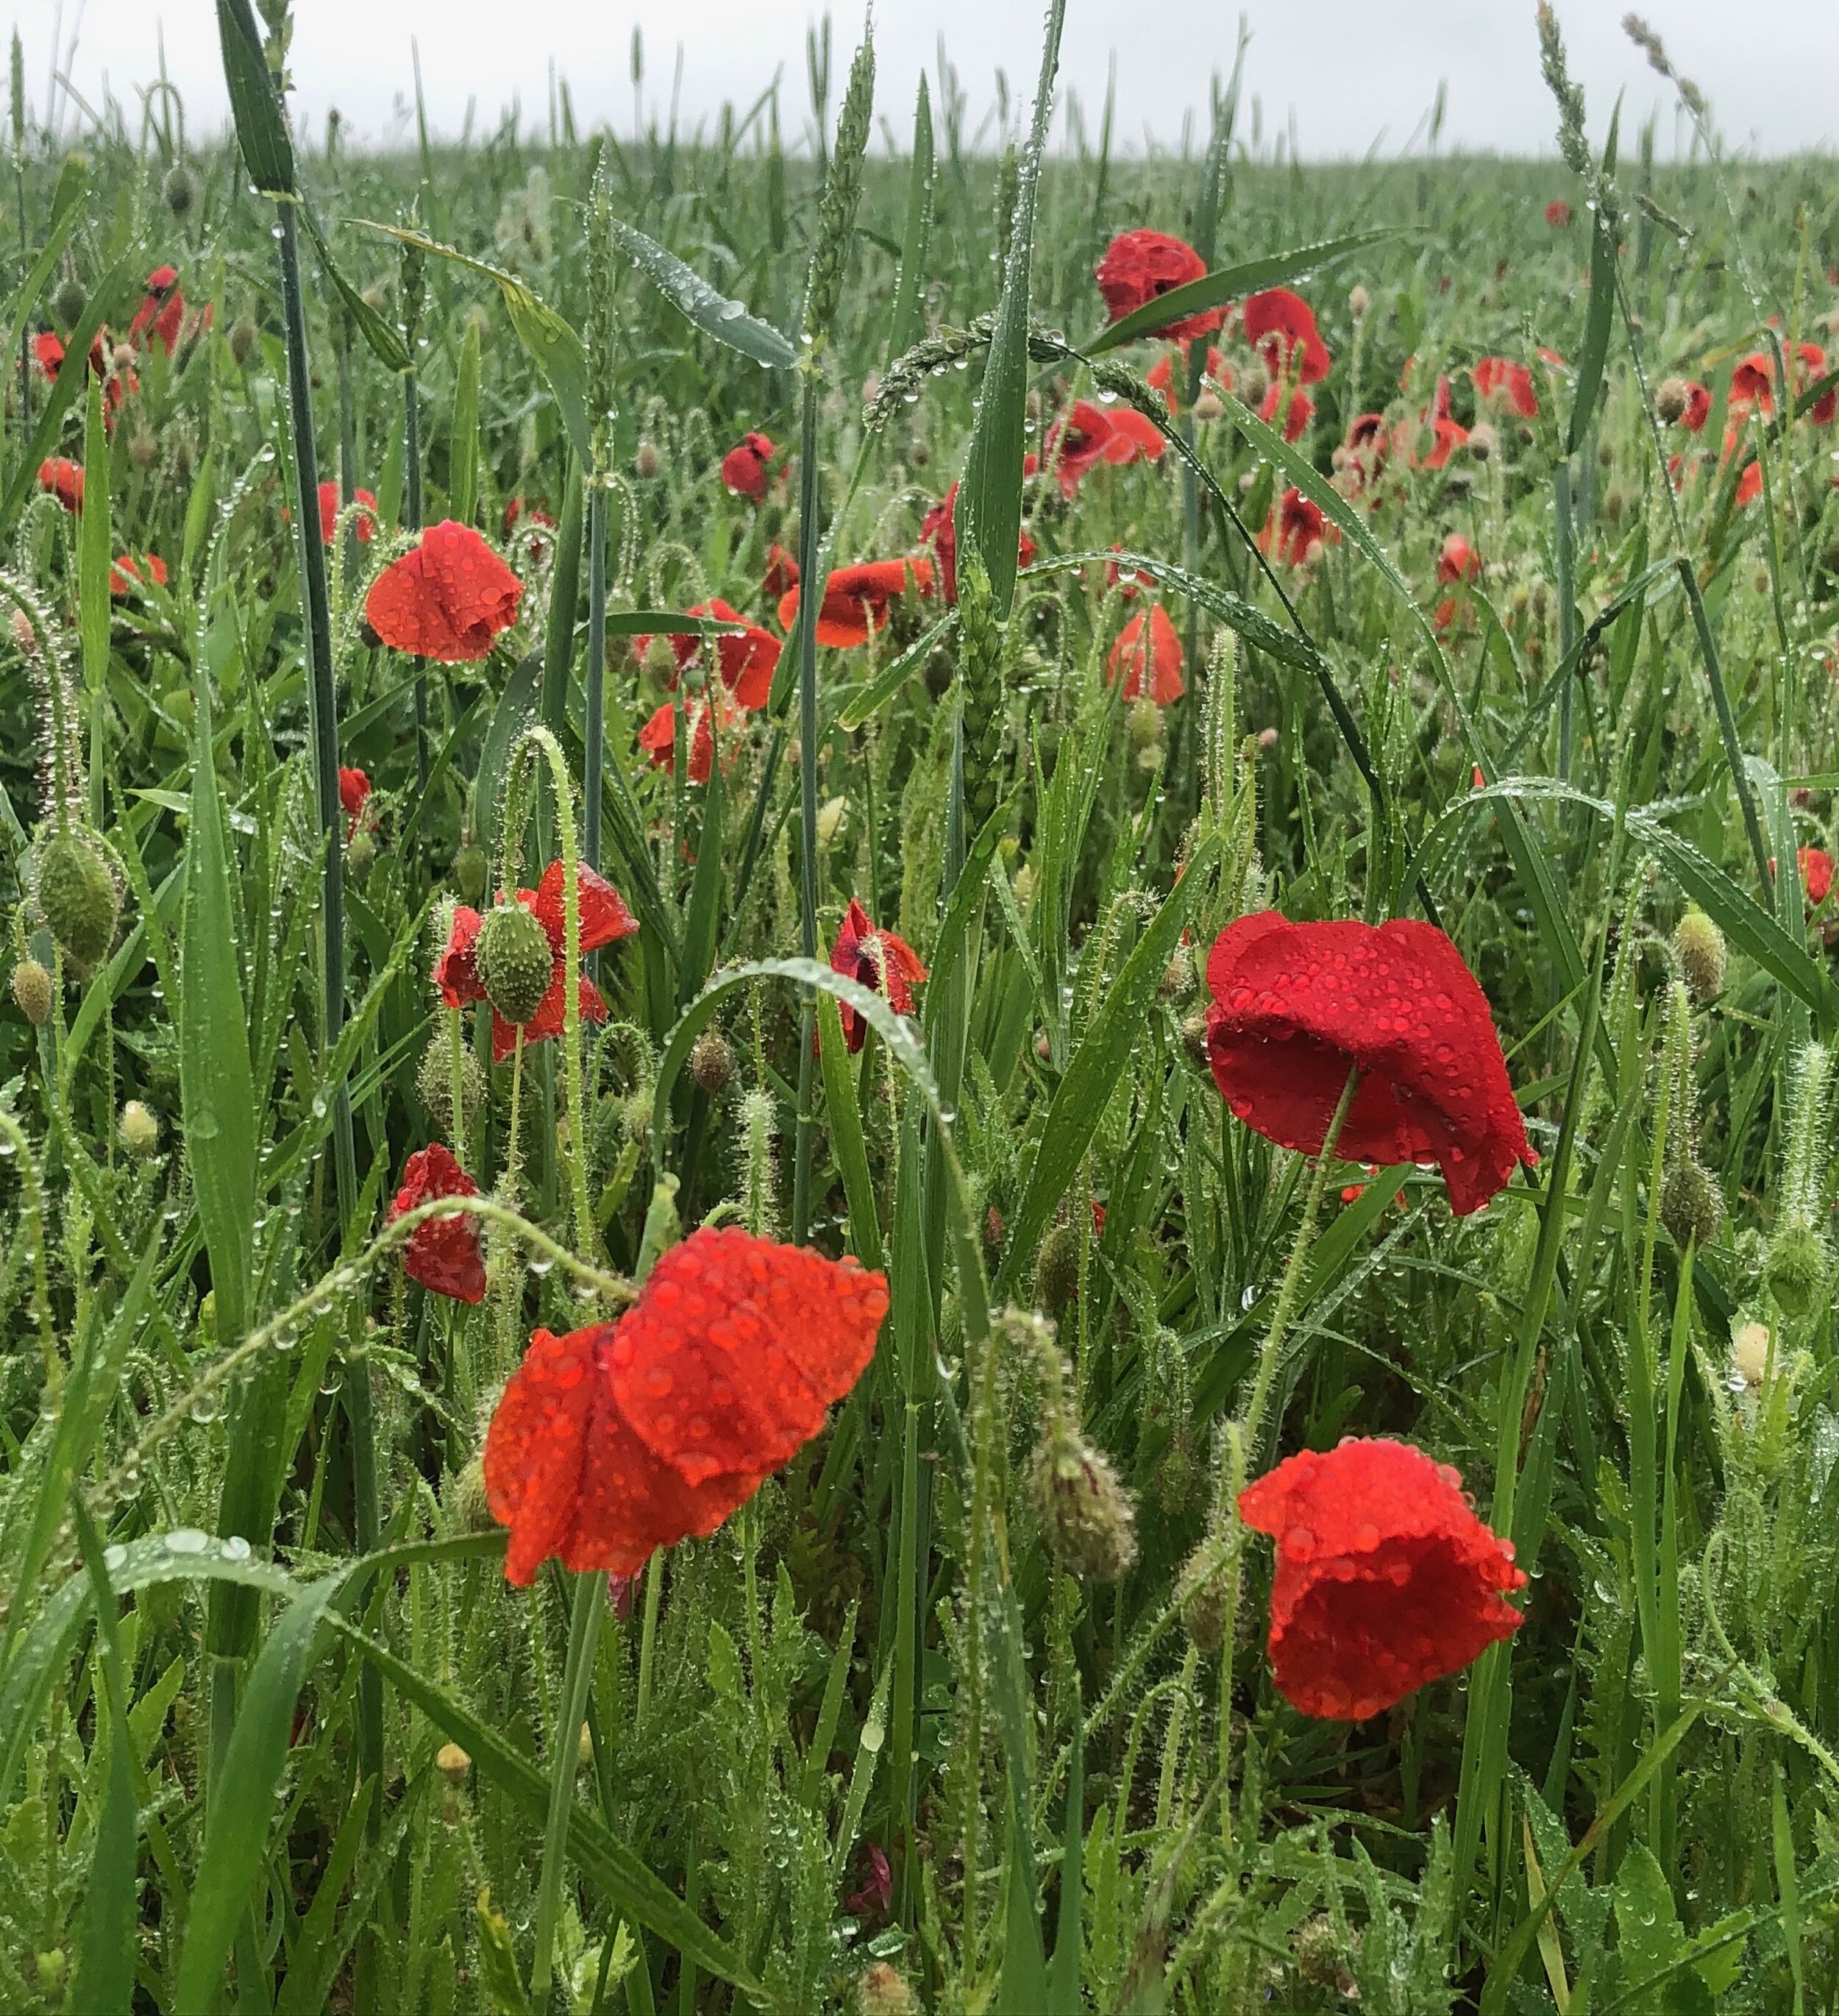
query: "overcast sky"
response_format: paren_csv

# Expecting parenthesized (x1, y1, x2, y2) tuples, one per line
(24, 0, 1839, 160)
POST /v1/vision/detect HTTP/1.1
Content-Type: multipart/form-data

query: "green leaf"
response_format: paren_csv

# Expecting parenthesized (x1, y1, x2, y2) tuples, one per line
(78, 377, 110, 699)
(214, 0, 294, 194)
(474, 1889, 533, 2015)
(1025, 547, 1319, 670)
(608, 217, 796, 369)
(300, 200, 410, 374)
(958, 0, 1065, 617)
(1086, 227, 1403, 354)
(1568, 106, 1621, 458)
(886, 74, 935, 359)
(1612, 1842, 1714, 2015)
(818, 994, 884, 1272)
(449, 312, 481, 525)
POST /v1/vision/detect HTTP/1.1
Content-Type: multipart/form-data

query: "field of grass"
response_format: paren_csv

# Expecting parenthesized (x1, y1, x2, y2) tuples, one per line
(5, 1, 1839, 2009)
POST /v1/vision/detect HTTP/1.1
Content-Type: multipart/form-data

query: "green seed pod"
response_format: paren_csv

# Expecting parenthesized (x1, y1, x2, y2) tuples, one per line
(1034, 1223, 1081, 1310)
(162, 160, 200, 218)
(416, 1038, 485, 1140)
(1765, 1224, 1827, 1318)
(1030, 1427, 1138, 1583)
(36, 826, 121, 968)
(228, 313, 258, 366)
(119, 1099, 160, 1160)
(1660, 1160, 1722, 1253)
(10, 955, 52, 1025)
(472, 902, 552, 1026)
(1673, 906, 1726, 1001)
(452, 840, 488, 904)
(50, 272, 85, 328)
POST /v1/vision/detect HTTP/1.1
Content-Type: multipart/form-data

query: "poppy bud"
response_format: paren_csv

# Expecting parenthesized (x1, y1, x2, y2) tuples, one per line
(128, 427, 157, 472)
(34, 1951, 65, 1995)
(1030, 1422, 1138, 1583)
(1192, 387, 1225, 423)
(199, 1289, 216, 1339)
(690, 1030, 734, 1096)
(37, 826, 121, 968)
(1765, 1224, 1826, 1318)
(452, 840, 488, 903)
(416, 1038, 485, 1139)
(1673, 907, 1726, 1001)
(436, 1740, 472, 1786)
(1294, 1917, 1352, 1989)
(1128, 695, 1164, 753)
(1348, 283, 1370, 319)
(1180, 1009, 1210, 1069)
(1239, 361, 1270, 411)
(346, 827, 375, 881)
(1660, 1160, 1722, 1252)
(1034, 1223, 1081, 1309)
(119, 1098, 160, 1160)
(1159, 945, 1193, 1002)
(635, 440, 661, 480)
(162, 160, 200, 217)
(816, 794, 849, 849)
(51, 273, 86, 327)
(1467, 420, 1498, 462)
(576, 1722, 594, 1769)
(1179, 1541, 1231, 1654)
(447, 1455, 495, 1533)
(1729, 1319, 1775, 1392)
(229, 313, 257, 366)
(10, 956, 53, 1025)
(10, 608, 38, 656)
(1655, 376, 1690, 424)
(642, 633, 678, 678)
(857, 1963, 915, 2016)
(473, 902, 554, 1026)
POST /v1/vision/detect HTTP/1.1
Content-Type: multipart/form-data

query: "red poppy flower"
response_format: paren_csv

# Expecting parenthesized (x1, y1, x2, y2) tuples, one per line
(385, 1143, 488, 1305)
(338, 766, 372, 838)
(1042, 400, 1117, 497)
(1242, 288, 1331, 385)
(1239, 1438, 1526, 1720)
(1673, 380, 1711, 433)
(483, 1227, 889, 1583)
(637, 692, 739, 784)
(1796, 343, 1835, 425)
(1203, 911, 1536, 1215)
(1108, 605, 1184, 705)
(919, 481, 1037, 603)
(1801, 846, 1835, 907)
(764, 543, 800, 599)
(1100, 405, 1167, 465)
(33, 326, 133, 421)
(31, 330, 63, 380)
(1259, 489, 1331, 569)
(1341, 412, 1390, 497)
(319, 480, 379, 545)
(1106, 547, 1155, 600)
(1398, 411, 1469, 470)
(1437, 533, 1481, 584)
(1545, 200, 1572, 228)
(1729, 352, 1776, 416)
(1145, 348, 1229, 416)
(829, 898, 927, 1051)
(1473, 355, 1537, 418)
(1093, 229, 1222, 342)
(108, 552, 168, 595)
(435, 862, 639, 1062)
(720, 431, 777, 500)
(364, 521, 524, 662)
(637, 599, 780, 710)
(1260, 382, 1315, 443)
(129, 265, 190, 358)
(38, 458, 82, 513)
(777, 557, 935, 648)
(1725, 430, 1764, 509)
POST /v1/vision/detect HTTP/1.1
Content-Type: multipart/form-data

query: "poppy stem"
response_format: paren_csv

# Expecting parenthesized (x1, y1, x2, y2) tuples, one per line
(635, 1549, 664, 1728)
(791, 365, 822, 1243)
(583, 483, 607, 877)
(405, 366, 430, 800)
(1238, 1064, 1359, 1466)
(531, 1568, 604, 2003)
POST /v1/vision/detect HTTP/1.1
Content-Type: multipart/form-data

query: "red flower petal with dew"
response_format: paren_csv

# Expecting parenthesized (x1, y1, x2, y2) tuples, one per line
(1437, 533, 1481, 584)
(1676, 380, 1711, 433)
(1259, 489, 1331, 568)
(1102, 405, 1167, 464)
(129, 265, 187, 356)
(1259, 381, 1315, 442)
(338, 766, 372, 838)
(1801, 846, 1835, 907)
(1108, 605, 1184, 704)
(828, 898, 928, 1051)
(1473, 355, 1537, 418)
(385, 1143, 487, 1304)
(764, 543, 800, 599)
(778, 558, 935, 648)
(109, 552, 168, 594)
(1042, 400, 1117, 497)
(435, 906, 485, 1009)
(364, 521, 524, 662)
(1093, 230, 1221, 341)
(319, 480, 378, 544)
(1203, 911, 1535, 1216)
(1239, 1438, 1526, 1719)
(1729, 352, 1775, 415)
(720, 431, 776, 500)
(39, 458, 82, 512)
(1242, 288, 1331, 385)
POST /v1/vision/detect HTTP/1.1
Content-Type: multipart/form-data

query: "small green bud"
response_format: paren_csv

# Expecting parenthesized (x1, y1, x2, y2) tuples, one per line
(162, 160, 200, 218)
(1765, 1224, 1827, 1318)
(37, 826, 121, 968)
(1034, 1223, 1081, 1309)
(690, 1030, 734, 1096)
(199, 1289, 216, 1340)
(1660, 1160, 1722, 1253)
(452, 840, 488, 903)
(447, 1456, 495, 1534)
(120, 1099, 160, 1159)
(416, 1039, 485, 1139)
(34, 1950, 66, 1993)
(228, 313, 258, 366)
(10, 955, 52, 1025)
(1030, 1425, 1137, 1583)
(1178, 1542, 1231, 1655)
(1673, 907, 1726, 1001)
(51, 272, 85, 327)
(345, 827, 375, 882)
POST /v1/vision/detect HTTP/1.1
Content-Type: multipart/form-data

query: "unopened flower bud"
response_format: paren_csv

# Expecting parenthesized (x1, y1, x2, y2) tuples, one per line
(416, 1038, 485, 1139)
(1030, 1422, 1137, 1583)
(635, 440, 661, 480)
(1467, 420, 1497, 462)
(473, 901, 553, 1025)
(1729, 1319, 1774, 1392)
(1673, 907, 1726, 1001)
(1655, 376, 1690, 425)
(436, 1740, 472, 1786)
(119, 1098, 160, 1159)
(576, 1722, 594, 1769)
(816, 794, 849, 849)
(162, 160, 200, 218)
(1348, 283, 1370, 319)
(1765, 1224, 1826, 1318)
(37, 826, 121, 968)
(345, 827, 375, 881)
(452, 840, 488, 904)
(10, 956, 53, 1025)
(51, 274, 86, 327)
(1181, 1010, 1211, 1070)
(857, 1962, 915, 2016)
(229, 313, 258, 366)
(1179, 1541, 1231, 1653)
(1034, 1223, 1081, 1308)
(690, 1030, 734, 1095)
(1192, 387, 1225, 423)
(1128, 695, 1164, 753)
(642, 633, 678, 678)
(129, 427, 158, 472)
(447, 1455, 494, 1533)
(1660, 1160, 1722, 1253)
(10, 608, 38, 656)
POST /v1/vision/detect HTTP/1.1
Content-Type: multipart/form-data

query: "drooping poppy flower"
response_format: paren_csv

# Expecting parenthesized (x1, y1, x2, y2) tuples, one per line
(1100, 405, 1168, 465)
(1242, 288, 1331, 385)
(1092, 229, 1222, 342)
(30, 330, 63, 380)
(1341, 412, 1390, 497)
(1437, 533, 1481, 584)
(1260, 381, 1315, 443)
(637, 692, 739, 785)
(918, 482, 1038, 603)
(1108, 604, 1184, 704)
(777, 557, 936, 648)
(33, 327, 133, 422)
(636, 599, 780, 710)
(435, 861, 638, 1062)
(1722, 427, 1765, 508)
(1259, 489, 1330, 569)
(38, 458, 82, 513)
(829, 898, 927, 1051)
(1545, 199, 1572, 228)
(338, 766, 372, 838)
(385, 1143, 488, 1305)
(1239, 1438, 1526, 1720)
(502, 495, 557, 563)
(1671, 380, 1711, 432)
(1400, 410, 1469, 470)
(1801, 846, 1835, 907)
(1729, 352, 1776, 415)
(319, 480, 379, 545)
(109, 552, 168, 595)
(1796, 343, 1835, 425)
(1203, 910, 1536, 1215)
(1473, 355, 1538, 418)
(483, 1226, 889, 1583)
(129, 265, 199, 358)
(364, 521, 524, 662)
(763, 543, 800, 599)
(1042, 400, 1117, 497)
(720, 431, 777, 500)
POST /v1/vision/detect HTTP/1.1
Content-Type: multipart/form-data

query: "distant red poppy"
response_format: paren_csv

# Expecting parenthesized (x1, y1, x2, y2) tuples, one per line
(33, 327, 133, 423)
(1342, 412, 1390, 496)
(1672, 380, 1711, 433)
(364, 521, 523, 662)
(1204, 911, 1536, 1215)
(1724, 427, 1765, 508)
(637, 599, 780, 710)
(1801, 846, 1835, 906)
(829, 898, 927, 1051)
(1239, 1438, 1526, 1719)
(502, 495, 557, 562)
(1437, 533, 1481, 584)
(1260, 381, 1315, 443)
(1108, 604, 1184, 704)
(1106, 547, 1156, 600)
(1545, 200, 1572, 228)
(435, 861, 639, 1062)
(1145, 344, 1229, 416)
(920, 481, 1037, 603)
(1400, 410, 1468, 470)
(1093, 229, 1222, 341)
(129, 265, 193, 358)
(338, 766, 371, 838)
(38, 458, 82, 513)
(1242, 288, 1331, 385)
(385, 1143, 487, 1304)
(1259, 489, 1331, 568)
(1102, 405, 1168, 466)
(1729, 352, 1776, 416)
(1473, 355, 1537, 418)
(720, 431, 777, 500)
(637, 692, 738, 785)
(1796, 343, 1836, 425)
(319, 480, 379, 545)
(764, 543, 800, 599)
(1042, 400, 1117, 496)
(777, 556, 935, 647)
(109, 552, 168, 595)
(483, 1227, 889, 1583)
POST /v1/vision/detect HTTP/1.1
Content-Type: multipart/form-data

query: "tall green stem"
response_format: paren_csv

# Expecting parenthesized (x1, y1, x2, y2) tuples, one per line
(405, 366, 430, 798)
(791, 366, 822, 1243)
(532, 1570, 605, 2003)
(583, 484, 607, 876)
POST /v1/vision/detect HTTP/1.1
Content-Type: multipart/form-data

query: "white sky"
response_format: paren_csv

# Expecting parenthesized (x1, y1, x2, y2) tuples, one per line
(23, 0, 1839, 160)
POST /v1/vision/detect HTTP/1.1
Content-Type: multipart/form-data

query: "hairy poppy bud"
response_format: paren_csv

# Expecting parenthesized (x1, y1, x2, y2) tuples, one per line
(1660, 1160, 1722, 1253)
(228, 313, 257, 366)
(1729, 1319, 1775, 1392)
(1159, 944, 1193, 1001)
(1031, 1424, 1138, 1583)
(10, 607, 38, 656)
(162, 160, 200, 218)
(128, 427, 157, 472)
(1294, 1916, 1351, 1988)
(1128, 695, 1164, 753)
(642, 633, 678, 679)
(690, 1030, 734, 1096)
(1180, 1010, 1210, 1070)
(447, 1455, 495, 1533)
(473, 902, 553, 1026)
(1673, 907, 1726, 1001)
(119, 1098, 160, 1159)
(37, 826, 121, 967)
(1348, 283, 1370, 319)
(416, 1038, 485, 1139)
(816, 795, 849, 850)
(345, 827, 375, 881)
(51, 273, 85, 327)
(634, 440, 661, 480)
(1034, 1223, 1081, 1309)
(1765, 1224, 1826, 1318)
(452, 840, 488, 903)
(1467, 420, 1497, 462)
(1655, 375, 1690, 425)
(10, 956, 52, 1025)
(1192, 386, 1225, 423)
(857, 1963, 915, 2016)
(435, 1740, 472, 1786)
(1178, 1541, 1231, 1654)
(34, 1951, 65, 1995)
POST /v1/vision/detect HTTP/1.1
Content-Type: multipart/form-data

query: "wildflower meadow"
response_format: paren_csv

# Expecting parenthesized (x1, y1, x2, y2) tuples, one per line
(6, 0, 1839, 2007)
